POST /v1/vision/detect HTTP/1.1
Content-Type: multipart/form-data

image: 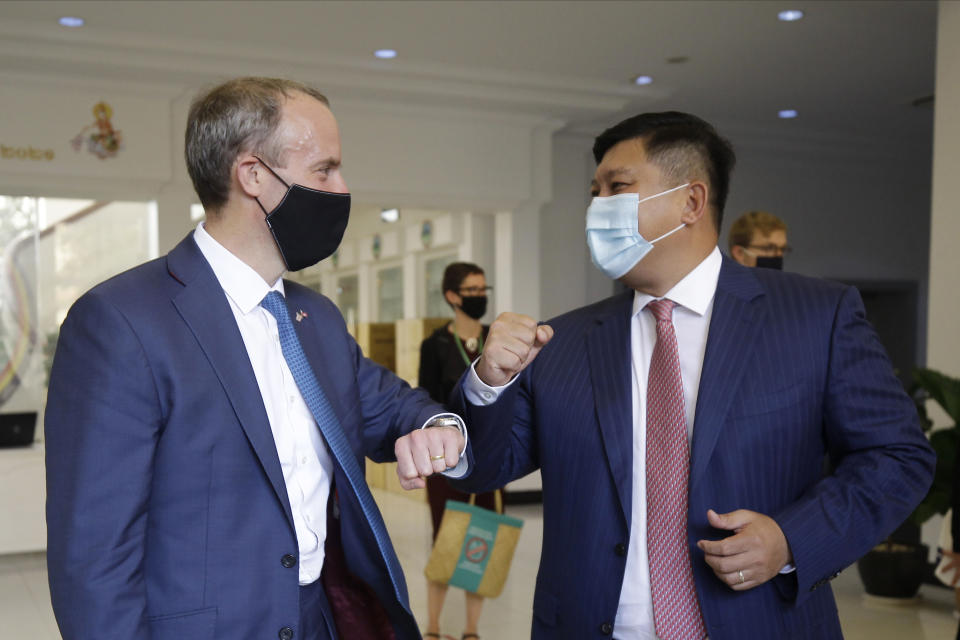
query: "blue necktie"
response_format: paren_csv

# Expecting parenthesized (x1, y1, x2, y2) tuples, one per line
(260, 291, 407, 609)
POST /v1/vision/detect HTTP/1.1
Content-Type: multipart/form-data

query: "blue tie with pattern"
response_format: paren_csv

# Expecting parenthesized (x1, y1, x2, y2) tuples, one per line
(260, 291, 407, 608)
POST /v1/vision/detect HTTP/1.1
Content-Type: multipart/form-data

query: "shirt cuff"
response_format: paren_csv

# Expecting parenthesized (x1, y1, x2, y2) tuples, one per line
(419, 412, 469, 479)
(463, 360, 519, 406)
(779, 563, 796, 574)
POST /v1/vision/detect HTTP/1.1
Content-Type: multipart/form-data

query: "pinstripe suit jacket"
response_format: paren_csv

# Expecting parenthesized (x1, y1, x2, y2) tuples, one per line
(452, 255, 934, 639)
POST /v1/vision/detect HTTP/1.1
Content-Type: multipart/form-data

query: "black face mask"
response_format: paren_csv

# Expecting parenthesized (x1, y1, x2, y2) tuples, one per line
(755, 256, 783, 270)
(458, 296, 487, 320)
(253, 156, 350, 272)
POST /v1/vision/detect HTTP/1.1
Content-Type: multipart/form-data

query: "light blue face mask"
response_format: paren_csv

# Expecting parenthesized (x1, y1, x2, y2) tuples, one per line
(585, 182, 690, 279)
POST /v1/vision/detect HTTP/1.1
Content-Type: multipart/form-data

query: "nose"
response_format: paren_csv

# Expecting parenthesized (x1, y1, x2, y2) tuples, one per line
(331, 172, 349, 194)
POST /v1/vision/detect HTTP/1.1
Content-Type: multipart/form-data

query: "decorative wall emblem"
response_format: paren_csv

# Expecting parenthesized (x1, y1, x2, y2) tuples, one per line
(71, 101, 124, 160)
(421, 220, 433, 248)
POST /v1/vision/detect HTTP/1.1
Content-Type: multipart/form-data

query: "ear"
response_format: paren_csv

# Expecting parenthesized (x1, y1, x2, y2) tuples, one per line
(444, 289, 460, 307)
(235, 154, 267, 199)
(679, 181, 709, 226)
(731, 245, 749, 265)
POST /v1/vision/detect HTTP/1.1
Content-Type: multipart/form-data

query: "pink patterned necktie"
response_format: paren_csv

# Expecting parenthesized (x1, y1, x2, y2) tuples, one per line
(645, 299, 706, 639)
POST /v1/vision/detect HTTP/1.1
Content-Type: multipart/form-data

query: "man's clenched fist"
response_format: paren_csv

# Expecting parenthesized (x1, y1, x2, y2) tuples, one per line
(475, 312, 553, 387)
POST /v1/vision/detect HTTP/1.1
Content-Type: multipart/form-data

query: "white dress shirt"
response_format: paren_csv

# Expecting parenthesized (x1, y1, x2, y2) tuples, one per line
(194, 223, 334, 585)
(194, 224, 469, 585)
(614, 247, 721, 639)
(463, 247, 723, 639)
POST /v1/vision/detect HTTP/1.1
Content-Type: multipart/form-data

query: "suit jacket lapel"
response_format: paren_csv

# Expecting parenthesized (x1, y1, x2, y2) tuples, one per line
(283, 286, 352, 429)
(166, 236, 294, 527)
(689, 258, 765, 491)
(586, 292, 635, 528)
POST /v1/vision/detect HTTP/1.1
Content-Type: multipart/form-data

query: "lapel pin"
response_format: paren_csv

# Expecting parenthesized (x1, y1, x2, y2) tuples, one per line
(295, 310, 308, 323)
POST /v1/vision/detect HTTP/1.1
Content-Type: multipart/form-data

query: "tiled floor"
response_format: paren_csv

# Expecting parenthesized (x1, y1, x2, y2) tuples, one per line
(2, 488, 956, 639)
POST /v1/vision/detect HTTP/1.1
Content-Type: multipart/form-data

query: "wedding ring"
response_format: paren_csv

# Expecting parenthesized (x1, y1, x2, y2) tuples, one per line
(430, 454, 446, 461)
(738, 569, 746, 585)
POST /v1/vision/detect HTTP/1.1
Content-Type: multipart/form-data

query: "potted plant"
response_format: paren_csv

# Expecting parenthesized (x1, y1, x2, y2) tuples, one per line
(857, 368, 960, 599)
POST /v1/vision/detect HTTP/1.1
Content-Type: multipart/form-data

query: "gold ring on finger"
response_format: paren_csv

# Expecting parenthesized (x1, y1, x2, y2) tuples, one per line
(738, 569, 746, 584)
(430, 454, 445, 461)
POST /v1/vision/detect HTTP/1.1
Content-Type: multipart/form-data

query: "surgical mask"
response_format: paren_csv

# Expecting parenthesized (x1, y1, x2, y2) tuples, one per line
(585, 183, 690, 279)
(458, 296, 487, 320)
(754, 256, 783, 270)
(253, 156, 350, 272)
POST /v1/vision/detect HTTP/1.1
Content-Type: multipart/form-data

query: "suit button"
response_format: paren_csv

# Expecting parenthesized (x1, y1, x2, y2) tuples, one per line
(614, 543, 627, 557)
(600, 621, 613, 635)
(281, 554, 297, 568)
(279, 627, 294, 640)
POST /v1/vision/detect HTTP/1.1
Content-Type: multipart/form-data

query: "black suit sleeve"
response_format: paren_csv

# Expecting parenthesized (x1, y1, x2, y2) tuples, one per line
(953, 453, 960, 552)
(418, 335, 446, 405)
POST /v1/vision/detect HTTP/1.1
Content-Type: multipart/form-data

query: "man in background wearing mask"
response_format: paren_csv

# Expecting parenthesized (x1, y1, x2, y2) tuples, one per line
(45, 77, 466, 640)
(449, 111, 933, 639)
(728, 210, 790, 270)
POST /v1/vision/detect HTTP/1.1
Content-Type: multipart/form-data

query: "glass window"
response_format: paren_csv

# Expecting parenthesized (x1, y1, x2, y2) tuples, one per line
(376, 266, 403, 323)
(0, 195, 155, 417)
(336, 274, 358, 328)
(286, 265, 322, 294)
(425, 254, 457, 318)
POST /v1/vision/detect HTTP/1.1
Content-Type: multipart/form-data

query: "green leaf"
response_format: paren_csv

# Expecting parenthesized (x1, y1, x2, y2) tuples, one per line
(913, 368, 960, 423)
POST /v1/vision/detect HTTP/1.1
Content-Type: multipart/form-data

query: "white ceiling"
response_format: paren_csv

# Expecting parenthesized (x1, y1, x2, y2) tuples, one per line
(0, 0, 937, 145)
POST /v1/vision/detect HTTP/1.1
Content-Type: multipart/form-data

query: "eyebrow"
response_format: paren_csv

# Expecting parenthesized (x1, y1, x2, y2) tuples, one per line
(590, 167, 634, 188)
(314, 157, 341, 169)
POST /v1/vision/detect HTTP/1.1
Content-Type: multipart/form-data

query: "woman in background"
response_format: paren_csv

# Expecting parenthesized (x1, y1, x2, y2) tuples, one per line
(418, 262, 502, 640)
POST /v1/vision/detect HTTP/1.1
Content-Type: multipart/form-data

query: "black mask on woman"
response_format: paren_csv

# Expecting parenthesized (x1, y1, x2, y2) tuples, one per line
(253, 156, 350, 272)
(755, 256, 783, 270)
(458, 296, 487, 320)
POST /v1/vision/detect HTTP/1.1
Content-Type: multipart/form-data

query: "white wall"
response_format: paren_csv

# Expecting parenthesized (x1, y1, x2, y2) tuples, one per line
(540, 131, 610, 320)
(0, 75, 573, 322)
(540, 122, 933, 358)
(724, 125, 932, 365)
(929, 1, 960, 381)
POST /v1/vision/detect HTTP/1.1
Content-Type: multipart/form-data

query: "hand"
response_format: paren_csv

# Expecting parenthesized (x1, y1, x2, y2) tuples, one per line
(475, 312, 553, 387)
(394, 426, 465, 490)
(697, 509, 793, 591)
(941, 549, 960, 587)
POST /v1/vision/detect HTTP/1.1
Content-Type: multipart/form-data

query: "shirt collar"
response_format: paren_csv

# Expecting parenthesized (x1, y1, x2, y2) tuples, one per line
(632, 246, 722, 317)
(193, 222, 284, 314)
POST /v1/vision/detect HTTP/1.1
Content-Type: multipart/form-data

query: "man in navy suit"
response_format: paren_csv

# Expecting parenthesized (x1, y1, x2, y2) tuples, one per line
(45, 77, 466, 640)
(451, 111, 935, 638)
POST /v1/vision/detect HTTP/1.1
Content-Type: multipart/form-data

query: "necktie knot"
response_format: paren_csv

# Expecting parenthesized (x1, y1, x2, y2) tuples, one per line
(260, 291, 288, 323)
(646, 298, 675, 323)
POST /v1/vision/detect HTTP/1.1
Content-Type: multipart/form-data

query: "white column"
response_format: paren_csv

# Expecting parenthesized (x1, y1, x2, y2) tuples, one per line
(357, 263, 373, 324)
(929, 1, 960, 382)
(402, 251, 417, 319)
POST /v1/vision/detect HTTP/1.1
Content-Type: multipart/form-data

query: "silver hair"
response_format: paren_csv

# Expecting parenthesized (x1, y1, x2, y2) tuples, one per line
(184, 77, 329, 212)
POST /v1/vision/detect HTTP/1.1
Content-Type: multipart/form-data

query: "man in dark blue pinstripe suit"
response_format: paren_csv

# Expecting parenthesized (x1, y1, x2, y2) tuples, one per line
(451, 111, 935, 639)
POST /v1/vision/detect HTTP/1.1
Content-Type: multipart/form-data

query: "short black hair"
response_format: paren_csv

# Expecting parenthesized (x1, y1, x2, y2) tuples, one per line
(442, 262, 484, 295)
(592, 111, 736, 231)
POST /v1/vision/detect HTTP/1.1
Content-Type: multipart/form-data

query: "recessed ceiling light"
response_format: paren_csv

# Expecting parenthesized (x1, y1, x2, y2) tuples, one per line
(778, 10, 804, 22)
(380, 208, 400, 223)
(778, 109, 798, 119)
(374, 49, 397, 59)
(634, 75, 653, 86)
(59, 16, 85, 27)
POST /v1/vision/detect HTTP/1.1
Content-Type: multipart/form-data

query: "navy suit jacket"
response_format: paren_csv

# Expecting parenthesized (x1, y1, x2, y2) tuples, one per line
(45, 234, 437, 640)
(451, 256, 934, 639)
